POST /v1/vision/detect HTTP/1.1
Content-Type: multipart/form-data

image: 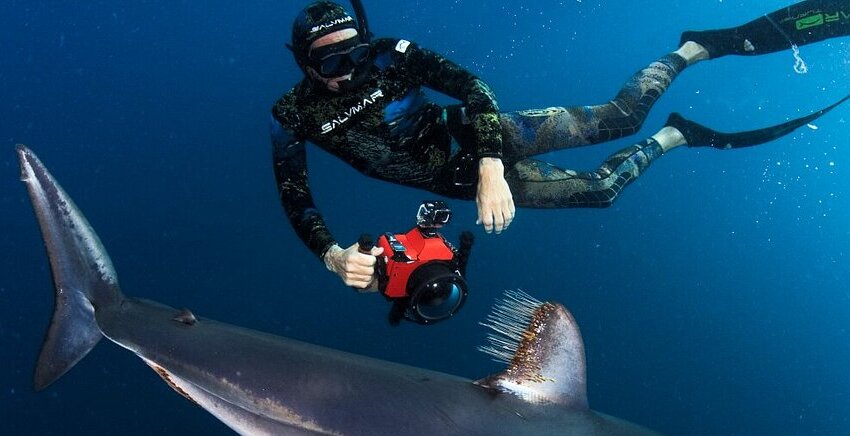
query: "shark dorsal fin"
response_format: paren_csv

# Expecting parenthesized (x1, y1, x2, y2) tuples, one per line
(476, 290, 588, 409)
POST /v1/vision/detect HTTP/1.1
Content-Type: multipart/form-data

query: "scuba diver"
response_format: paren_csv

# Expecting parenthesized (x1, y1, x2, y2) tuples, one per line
(271, 0, 850, 289)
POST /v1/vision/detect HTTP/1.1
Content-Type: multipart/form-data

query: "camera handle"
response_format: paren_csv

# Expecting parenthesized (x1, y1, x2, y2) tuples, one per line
(387, 299, 408, 327)
(456, 231, 474, 276)
(348, 234, 376, 292)
(356, 233, 391, 296)
(360, 233, 408, 326)
(357, 234, 374, 252)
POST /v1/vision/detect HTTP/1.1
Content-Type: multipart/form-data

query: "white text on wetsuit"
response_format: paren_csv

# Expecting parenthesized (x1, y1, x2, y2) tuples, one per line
(320, 90, 384, 135)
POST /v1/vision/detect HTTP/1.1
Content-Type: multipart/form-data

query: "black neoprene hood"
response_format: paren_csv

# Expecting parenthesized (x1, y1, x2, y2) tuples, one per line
(290, 1, 359, 63)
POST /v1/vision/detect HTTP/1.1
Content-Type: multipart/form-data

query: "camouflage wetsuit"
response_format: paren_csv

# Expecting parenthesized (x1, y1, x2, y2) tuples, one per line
(271, 37, 686, 259)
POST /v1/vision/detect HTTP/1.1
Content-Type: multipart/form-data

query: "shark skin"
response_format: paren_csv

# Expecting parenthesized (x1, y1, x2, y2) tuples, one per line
(18, 144, 659, 436)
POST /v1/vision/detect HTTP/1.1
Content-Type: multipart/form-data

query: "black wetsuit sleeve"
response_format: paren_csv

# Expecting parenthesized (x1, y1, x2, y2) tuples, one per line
(400, 41, 503, 158)
(270, 114, 337, 260)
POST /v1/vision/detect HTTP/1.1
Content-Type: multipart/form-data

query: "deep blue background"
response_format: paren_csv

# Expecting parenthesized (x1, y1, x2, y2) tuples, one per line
(2, 0, 850, 434)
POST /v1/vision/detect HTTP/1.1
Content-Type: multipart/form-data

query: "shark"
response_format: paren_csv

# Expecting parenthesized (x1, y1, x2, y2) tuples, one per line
(18, 144, 658, 435)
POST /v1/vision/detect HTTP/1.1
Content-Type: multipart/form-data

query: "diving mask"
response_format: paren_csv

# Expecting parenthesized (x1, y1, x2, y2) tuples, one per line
(308, 39, 371, 78)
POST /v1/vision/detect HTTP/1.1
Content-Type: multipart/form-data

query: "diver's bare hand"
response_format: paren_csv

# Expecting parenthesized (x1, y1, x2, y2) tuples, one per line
(476, 157, 515, 234)
(323, 242, 384, 290)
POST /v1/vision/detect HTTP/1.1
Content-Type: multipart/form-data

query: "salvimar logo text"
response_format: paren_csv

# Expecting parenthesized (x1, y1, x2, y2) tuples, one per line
(310, 16, 354, 34)
(321, 90, 385, 134)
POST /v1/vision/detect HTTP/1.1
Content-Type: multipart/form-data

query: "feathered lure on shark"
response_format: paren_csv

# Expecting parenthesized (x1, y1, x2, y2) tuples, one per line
(18, 144, 658, 435)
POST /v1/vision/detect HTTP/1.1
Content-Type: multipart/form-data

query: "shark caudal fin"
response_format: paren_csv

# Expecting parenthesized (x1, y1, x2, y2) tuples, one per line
(476, 290, 588, 409)
(17, 145, 124, 391)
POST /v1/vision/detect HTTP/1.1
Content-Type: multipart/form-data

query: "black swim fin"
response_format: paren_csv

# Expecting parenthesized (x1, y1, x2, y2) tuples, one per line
(681, 1, 850, 59)
(666, 92, 850, 149)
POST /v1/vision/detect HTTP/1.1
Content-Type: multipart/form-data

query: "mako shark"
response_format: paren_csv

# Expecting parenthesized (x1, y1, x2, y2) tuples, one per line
(18, 145, 659, 435)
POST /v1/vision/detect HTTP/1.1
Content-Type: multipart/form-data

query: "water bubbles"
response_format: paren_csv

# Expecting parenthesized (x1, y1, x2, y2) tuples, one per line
(792, 44, 809, 74)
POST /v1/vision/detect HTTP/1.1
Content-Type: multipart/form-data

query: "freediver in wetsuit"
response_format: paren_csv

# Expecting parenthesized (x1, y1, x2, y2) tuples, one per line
(271, 0, 850, 288)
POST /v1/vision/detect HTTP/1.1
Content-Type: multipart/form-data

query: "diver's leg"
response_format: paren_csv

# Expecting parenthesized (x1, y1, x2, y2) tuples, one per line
(681, 0, 850, 59)
(500, 54, 688, 159)
(507, 136, 671, 209)
(509, 91, 850, 208)
(494, 37, 710, 159)
(506, 117, 796, 208)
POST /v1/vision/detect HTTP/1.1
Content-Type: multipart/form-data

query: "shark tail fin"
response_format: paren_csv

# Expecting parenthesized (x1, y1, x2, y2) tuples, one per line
(17, 145, 125, 391)
(476, 290, 588, 409)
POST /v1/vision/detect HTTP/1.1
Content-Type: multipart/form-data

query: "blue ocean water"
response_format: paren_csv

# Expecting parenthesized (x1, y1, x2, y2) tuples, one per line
(2, 0, 849, 434)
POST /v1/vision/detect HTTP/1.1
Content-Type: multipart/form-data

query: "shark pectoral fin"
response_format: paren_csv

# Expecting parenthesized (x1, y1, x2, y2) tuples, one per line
(17, 145, 125, 390)
(477, 290, 588, 409)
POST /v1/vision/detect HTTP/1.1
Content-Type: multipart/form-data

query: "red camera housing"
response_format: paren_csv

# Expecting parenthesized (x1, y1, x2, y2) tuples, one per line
(376, 228, 455, 299)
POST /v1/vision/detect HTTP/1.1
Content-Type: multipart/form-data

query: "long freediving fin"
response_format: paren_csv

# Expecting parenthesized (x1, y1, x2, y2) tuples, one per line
(666, 92, 850, 149)
(681, 0, 850, 59)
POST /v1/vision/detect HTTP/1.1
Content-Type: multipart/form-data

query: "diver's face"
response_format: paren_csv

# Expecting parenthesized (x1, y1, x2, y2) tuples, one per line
(307, 29, 359, 92)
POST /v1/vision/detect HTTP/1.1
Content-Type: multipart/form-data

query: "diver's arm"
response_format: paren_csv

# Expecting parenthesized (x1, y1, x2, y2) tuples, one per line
(270, 115, 337, 260)
(399, 41, 503, 158)
(476, 157, 515, 234)
(270, 115, 383, 288)
(399, 41, 515, 232)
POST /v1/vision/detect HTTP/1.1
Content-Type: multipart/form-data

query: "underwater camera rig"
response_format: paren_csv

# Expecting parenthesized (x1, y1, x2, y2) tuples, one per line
(359, 201, 473, 326)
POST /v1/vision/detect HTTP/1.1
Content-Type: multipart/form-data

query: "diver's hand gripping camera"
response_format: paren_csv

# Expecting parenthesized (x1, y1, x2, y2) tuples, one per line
(359, 201, 473, 326)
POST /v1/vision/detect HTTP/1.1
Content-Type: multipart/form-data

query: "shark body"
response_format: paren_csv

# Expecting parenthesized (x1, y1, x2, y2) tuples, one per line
(18, 145, 657, 435)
